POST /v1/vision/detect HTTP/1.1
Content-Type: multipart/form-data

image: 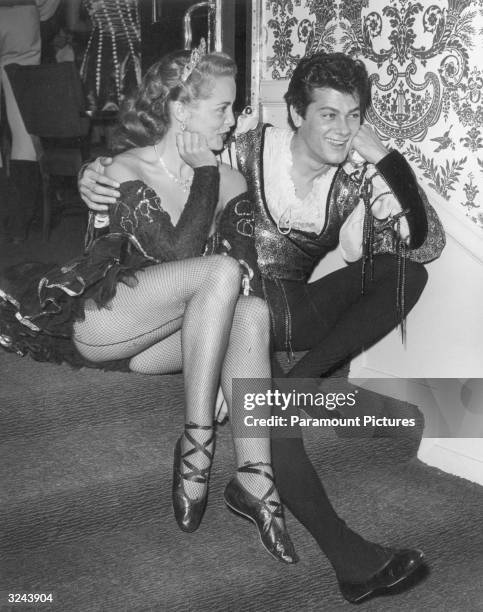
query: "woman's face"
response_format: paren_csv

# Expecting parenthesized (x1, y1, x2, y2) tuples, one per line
(185, 76, 236, 150)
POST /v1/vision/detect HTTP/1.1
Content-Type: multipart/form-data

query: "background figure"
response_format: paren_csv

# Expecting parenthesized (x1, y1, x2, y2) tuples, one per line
(37, 0, 63, 63)
(0, 1, 41, 243)
(67, 0, 141, 111)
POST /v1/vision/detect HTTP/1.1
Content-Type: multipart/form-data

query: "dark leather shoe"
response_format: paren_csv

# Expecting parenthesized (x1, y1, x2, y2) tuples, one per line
(224, 462, 298, 564)
(172, 424, 214, 533)
(338, 548, 425, 603)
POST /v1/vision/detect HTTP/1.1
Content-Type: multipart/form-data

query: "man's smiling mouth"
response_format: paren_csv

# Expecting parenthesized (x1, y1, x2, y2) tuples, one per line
(326, 138, 348, 147)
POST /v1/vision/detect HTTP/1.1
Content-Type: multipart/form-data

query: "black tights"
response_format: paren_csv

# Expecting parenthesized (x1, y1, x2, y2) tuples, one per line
(278, 255, 428, 377)
(269, 256, 427, 580)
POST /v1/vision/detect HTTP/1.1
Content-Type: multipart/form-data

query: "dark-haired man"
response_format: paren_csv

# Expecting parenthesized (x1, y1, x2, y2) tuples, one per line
(79, 52, 439, 603)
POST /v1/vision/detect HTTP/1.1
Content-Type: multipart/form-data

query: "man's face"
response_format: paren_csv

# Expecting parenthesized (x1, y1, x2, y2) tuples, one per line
(291, 88, 362, 166)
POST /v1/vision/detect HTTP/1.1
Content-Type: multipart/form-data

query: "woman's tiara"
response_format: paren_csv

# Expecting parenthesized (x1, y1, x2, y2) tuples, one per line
(181, 38, 207, 83)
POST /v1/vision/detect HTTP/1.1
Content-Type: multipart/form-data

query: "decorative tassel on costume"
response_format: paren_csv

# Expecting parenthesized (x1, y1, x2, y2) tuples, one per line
(396, 235, 407, 345)
(359, 170, 410, 344)
(360, 166, 374, 296)
(388, 210, 410, 344)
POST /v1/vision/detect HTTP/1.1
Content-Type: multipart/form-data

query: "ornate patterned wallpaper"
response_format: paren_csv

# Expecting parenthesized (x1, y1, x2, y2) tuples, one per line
(262, 0, 483, 229)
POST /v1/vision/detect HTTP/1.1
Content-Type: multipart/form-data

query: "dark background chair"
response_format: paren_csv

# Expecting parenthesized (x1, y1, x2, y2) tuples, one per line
(5, 61, 91, 240)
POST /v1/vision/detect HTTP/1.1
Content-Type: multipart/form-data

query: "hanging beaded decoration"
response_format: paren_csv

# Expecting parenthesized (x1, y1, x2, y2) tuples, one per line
(80, 0, 141, 110)
(359, 168, 410, 344)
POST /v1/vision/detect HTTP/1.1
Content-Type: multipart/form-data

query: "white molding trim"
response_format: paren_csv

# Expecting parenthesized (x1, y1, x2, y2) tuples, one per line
(418, 439, 483, 486)
(250, 0, 263, 109)
(259, 79, 288, 124)
(260, 78, 288, 98)
(349, 366, 483, 486)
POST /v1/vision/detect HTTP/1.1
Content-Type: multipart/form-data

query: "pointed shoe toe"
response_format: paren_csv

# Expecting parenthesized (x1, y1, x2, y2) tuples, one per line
(338, 548, 425, 603)
(224, 476, 298, 565)
(172, 436, 209, 533)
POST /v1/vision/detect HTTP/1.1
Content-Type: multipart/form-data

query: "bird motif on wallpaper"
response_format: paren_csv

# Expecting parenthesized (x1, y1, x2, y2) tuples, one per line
(430, 126, 454, 152)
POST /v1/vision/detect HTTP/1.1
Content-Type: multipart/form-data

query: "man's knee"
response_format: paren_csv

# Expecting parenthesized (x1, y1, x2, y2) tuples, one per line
(405, 260, 428, 299)
(372, 254, 428, 294)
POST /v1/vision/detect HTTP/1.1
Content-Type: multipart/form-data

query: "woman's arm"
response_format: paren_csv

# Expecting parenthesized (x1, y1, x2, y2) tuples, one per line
(107, 136, 221, 262)
(109, 167, 219, 262)
(218, 163, 247, 209)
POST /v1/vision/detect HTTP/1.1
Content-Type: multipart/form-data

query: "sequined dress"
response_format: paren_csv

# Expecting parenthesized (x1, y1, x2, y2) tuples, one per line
(80, 0, 141, 111)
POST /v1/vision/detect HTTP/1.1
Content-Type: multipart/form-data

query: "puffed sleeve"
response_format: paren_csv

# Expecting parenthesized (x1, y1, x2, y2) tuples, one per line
(206, 192, 263, 298)
(339, 151, 429, 262)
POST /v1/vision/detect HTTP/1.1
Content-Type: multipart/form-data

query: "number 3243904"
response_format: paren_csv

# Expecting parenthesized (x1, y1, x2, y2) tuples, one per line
(8, 593, 54, 603)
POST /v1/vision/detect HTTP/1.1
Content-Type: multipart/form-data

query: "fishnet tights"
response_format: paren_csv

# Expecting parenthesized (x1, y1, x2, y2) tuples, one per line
(73, 257, 283, 508)
(220, 296, 283, 524)
(74, 255, 241, 498)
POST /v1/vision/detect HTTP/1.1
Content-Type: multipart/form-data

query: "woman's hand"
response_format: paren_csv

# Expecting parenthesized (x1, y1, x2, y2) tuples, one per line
(176, 132, 217, 168)
(351, 124, 389, 166)
(78, 157, 121, 212)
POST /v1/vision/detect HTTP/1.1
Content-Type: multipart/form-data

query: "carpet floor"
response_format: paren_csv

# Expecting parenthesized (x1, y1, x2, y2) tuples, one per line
(1, 217, 482, 612)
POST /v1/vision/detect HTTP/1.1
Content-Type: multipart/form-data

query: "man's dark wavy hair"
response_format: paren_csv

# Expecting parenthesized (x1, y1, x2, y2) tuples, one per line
(112, 50, 236, 153)
(284, 52, 371, 130)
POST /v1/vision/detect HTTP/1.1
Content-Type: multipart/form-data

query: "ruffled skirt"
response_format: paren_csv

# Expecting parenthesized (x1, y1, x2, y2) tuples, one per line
(0, 234, 149, 371)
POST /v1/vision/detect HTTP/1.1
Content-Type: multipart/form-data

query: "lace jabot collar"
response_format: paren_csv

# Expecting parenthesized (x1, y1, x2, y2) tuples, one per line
(263, 127, 337, 235)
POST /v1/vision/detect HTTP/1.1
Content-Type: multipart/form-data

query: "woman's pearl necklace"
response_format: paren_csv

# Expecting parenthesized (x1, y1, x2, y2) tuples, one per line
(153, 144, 193, 193)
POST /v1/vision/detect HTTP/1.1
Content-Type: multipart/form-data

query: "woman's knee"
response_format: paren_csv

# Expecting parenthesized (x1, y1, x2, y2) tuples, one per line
(234, 296, 270, 340)
(205, 254, 242, 294)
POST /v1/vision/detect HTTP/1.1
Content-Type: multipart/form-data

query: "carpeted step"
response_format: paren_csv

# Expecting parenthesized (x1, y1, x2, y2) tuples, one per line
(1, 328, 482, 611)
(2, 429, 483, 611)
(0, 354, 185, 441)
(0, 349, 426, 557)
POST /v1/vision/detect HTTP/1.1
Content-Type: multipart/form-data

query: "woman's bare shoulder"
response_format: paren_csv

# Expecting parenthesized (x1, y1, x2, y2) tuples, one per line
(218, 163, 247, 204)
(104, 149, 146, 184)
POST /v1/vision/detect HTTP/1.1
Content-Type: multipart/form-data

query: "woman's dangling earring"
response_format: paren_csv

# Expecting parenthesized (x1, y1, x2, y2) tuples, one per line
(180, 121, 186, 132)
